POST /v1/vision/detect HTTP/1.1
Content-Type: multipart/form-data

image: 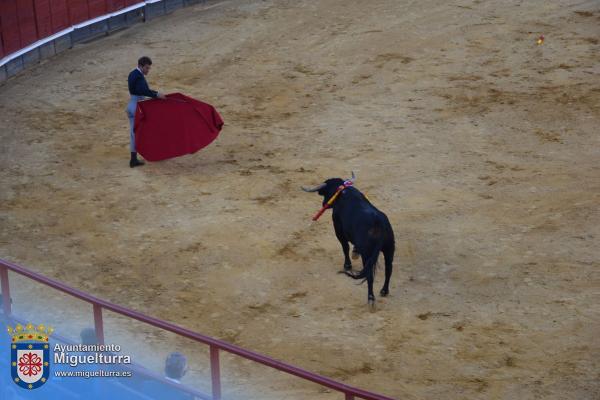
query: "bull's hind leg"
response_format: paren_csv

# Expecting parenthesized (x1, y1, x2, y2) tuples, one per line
(380, 245, 394, 296)
(360, 254, 376, 307)
(367, 274, 376, 306)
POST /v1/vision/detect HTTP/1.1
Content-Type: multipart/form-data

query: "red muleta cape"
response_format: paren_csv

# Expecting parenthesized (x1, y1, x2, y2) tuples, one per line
(134, 93, 224, 161)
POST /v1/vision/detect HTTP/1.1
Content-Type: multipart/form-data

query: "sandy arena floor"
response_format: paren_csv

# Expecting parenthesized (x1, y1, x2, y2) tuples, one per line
(1, 0, 599, 399)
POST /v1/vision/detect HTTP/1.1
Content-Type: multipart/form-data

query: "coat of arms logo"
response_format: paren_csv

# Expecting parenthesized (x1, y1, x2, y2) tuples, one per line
(8, 322, 53, 390)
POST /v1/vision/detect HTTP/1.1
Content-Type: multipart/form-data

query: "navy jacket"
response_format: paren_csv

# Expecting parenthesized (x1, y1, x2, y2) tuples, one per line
(128, 68, 158, 98)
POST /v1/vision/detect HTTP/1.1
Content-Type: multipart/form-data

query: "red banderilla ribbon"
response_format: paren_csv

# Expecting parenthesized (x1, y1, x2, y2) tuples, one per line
(312, 180, 353, 221)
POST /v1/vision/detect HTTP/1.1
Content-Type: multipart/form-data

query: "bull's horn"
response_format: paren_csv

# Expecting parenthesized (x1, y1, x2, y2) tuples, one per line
(301, 183, 326, 192)
(349, 171, 356, 182)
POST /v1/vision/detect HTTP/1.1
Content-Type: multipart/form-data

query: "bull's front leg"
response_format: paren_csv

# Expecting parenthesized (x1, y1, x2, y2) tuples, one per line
(340, 241, 352, 271)
(352, 246, 360, 260)
(333, 220, 352, 271)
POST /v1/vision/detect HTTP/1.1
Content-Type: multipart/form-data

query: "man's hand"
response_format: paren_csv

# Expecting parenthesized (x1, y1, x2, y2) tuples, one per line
(158, 92, 167, 99)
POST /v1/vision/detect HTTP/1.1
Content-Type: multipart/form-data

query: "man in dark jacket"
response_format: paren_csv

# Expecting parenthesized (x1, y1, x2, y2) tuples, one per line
(126, 56, 166, 168)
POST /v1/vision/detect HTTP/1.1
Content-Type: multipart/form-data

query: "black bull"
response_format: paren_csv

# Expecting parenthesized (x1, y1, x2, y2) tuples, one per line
(303, 176, 395, 305)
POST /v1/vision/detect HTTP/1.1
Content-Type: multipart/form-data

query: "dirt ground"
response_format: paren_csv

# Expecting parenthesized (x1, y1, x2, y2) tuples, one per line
(1, 0, 599, 399)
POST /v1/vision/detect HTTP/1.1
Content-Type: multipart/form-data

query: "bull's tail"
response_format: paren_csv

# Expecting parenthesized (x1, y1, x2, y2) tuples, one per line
(345, 241, 383, 284)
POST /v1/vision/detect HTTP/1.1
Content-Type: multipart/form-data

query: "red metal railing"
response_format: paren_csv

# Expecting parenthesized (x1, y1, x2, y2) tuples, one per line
(0, 258, 396, 400)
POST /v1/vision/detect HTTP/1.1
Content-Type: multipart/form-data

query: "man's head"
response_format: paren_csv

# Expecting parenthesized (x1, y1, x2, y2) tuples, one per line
(138, 56, 153, 75)
(165, 352, 188, 380)
(80, 328, 98, 345)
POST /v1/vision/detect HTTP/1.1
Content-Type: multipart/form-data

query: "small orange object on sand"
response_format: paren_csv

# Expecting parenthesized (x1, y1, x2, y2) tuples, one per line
(537, 35, 545, 45)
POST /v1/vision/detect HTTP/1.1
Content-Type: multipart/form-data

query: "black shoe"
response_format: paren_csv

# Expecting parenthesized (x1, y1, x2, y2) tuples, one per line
(129, 152, 145, 168)
(130, 159, 145, 168)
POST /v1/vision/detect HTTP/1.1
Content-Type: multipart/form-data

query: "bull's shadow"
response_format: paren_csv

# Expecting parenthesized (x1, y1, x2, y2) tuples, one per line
(302, 172, 395, 307)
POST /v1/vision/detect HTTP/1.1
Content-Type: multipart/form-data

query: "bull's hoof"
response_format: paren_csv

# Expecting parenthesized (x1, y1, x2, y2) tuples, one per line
(380, 288, 389, 297)
(343, 262, 352, 271)
(368, 296, 376, 310)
